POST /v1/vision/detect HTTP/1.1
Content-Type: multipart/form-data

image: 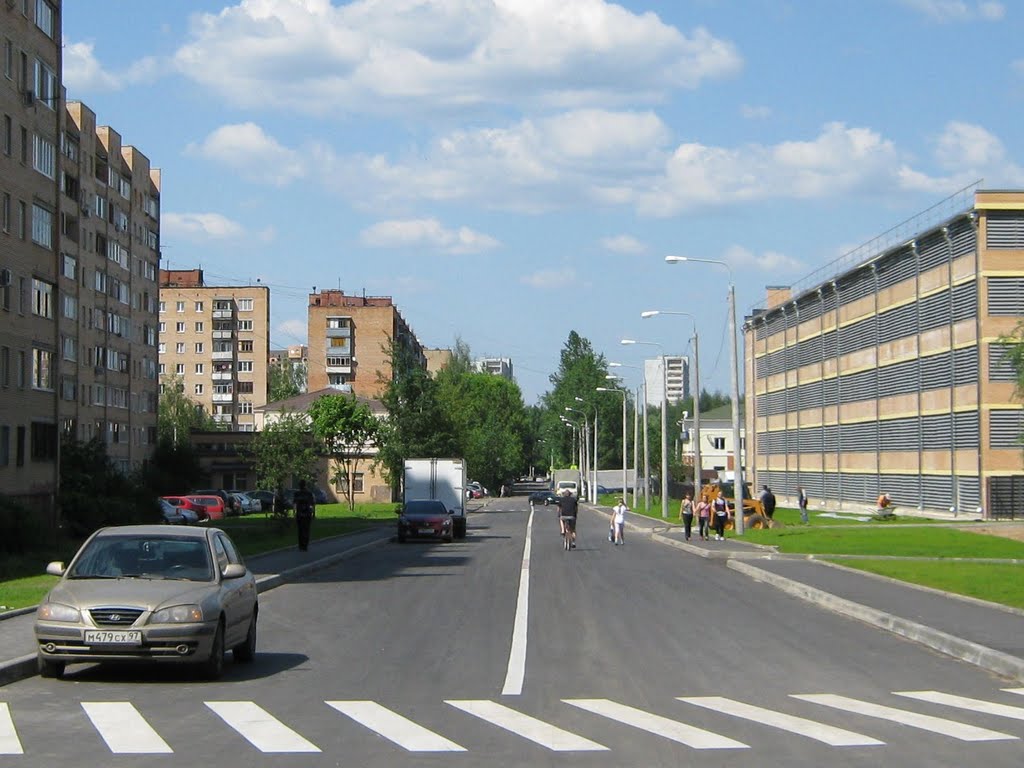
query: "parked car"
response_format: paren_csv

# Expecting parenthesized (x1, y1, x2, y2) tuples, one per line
(34, 524, 258, 680)
(185, 495, 226, 521)
(191, 489, 240, 517)
(312, 486, 329, 505)
(396, 499, 454, 543)
(229, 491, 260, 515)
(528, 489, 559, 506)
(159, 498, 198, 525)
(161, 496, 208, 522)
(249, 490, 276, 510)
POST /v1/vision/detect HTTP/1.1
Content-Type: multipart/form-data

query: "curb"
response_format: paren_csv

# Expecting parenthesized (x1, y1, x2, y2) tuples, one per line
(729, 559, 1024, 683)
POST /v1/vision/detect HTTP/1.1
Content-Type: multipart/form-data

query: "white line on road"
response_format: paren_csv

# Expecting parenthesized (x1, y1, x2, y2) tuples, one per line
(326, 701, 465, 752)
(501, 507, 534, 696)
(81, 702, 172, 754)
(895, 690, 1024, 721)
(564, 699, 748, 750)
(791, 694, 1018, 742)
(205, 701, 321, 753)
(0, 704, 24, 755)
(1004, 688, 1024, 697)
(678, 696, 884, 746)
(446, 699, 608, 751)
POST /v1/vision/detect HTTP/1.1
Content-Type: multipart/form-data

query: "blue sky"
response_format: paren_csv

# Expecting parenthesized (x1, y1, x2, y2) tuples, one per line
(62, 0, 1024, 404)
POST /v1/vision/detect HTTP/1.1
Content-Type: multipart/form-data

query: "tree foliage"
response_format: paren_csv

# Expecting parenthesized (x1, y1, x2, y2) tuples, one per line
(269, 361, 306, 402)
(59, 437, 153, 538)
(247, 411, 317, 493)
(157, 375, 219, 447)
(307, 394, 381, 510)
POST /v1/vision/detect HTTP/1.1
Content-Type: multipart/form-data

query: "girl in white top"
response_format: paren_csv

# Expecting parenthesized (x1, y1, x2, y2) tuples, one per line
(612, 499, 628, 545)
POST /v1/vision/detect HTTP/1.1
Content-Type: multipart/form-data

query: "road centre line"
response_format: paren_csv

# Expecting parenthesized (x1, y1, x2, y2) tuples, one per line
(895, 690, 1024, 720)
(81, 702, 172, 754)
(564, 699, 748, 749)
(679, 696, 884, 746)
(326, 701, 465, 751)
(205, 701, 321, 753)
(501, 507, 533, 696)
(446, 699, 607, 751)
(0, 704, 23, 755)
(791, 694, 1017, 742)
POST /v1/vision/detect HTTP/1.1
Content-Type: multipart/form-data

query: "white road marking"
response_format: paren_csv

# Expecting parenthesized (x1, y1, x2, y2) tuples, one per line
(0, 704, 24, 755)
(81, 702, 172, 754)
(679, 696, 884, 746)
(1004, 688, 1024, 697)
(326, 701, 465, 752)
(502, 507, 534, 696)
(564, 698, 747, 749)
(896, 690, 1024, 721)
(446, 699, 607, 751)
(205, 701, 320, 753)
(792, 694, 1018, 742)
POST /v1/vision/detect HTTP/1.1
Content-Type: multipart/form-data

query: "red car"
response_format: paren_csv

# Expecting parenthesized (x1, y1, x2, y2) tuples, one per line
(185, 495, 226, 521)
(397, 499, 454, 543)
(161, 495, 209, 522)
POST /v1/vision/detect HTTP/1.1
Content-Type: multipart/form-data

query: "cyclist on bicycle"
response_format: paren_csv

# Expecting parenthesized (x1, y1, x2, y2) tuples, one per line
(557, 489, 579, 548)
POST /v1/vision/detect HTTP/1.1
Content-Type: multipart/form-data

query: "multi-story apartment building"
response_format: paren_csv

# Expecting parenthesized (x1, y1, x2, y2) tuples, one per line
(424, 347, 452, 376)
(644, 355, 689, 406)
(61, 102, 161, 471)
(307, 289, 425, 398)
(269, 344, 307, 369)
(473, 357, 514, 380)
(158, 269, 269, 431)
(747, 188, 1024, 518)
(1, 0, 62, 507)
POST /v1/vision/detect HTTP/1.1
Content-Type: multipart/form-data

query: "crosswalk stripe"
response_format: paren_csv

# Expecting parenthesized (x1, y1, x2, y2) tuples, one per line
(326, 701, 465, 751)
(564, 698, 747, 750)
(678, 696, 884, 746)
(895, 691, 1024, 721)
(1003, 688, 1024, 697)
(791, 694, 1018, 742)
(0, 704, 24, 755)
(446, 699, 608, 751)
(205, 701, 320, 753)
(81, 702, 172, 754)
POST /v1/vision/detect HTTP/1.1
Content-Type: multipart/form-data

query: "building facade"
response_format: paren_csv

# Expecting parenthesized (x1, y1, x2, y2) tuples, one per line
(158, 269, 269, 432)
(644, 355, 689, 406)
(307, 289, 425, 398)
(746, 189, 1024, 518)
(473, 356, 514, 380)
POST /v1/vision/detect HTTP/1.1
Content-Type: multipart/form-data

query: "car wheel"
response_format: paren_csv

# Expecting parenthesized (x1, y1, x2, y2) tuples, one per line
(233, 612, 257, 663)
(38, 656, 64, 679)
(443, 532, 453, 543)
(201, 619, 226, 680)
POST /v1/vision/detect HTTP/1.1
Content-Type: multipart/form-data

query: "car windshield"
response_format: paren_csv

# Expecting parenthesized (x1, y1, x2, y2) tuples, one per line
(68, 536, 214, 581)
(404, 501, 448, 515)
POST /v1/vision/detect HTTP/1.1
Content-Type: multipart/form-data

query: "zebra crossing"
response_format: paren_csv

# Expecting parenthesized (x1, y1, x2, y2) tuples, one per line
(1, 688, 1023, 756)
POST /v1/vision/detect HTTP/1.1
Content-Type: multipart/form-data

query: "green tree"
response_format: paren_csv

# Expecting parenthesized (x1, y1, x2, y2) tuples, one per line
(307, 393, 381, 510)
(269, 360, 306, 402)
(157, 375, 219, 447)
(59, 437, 152, 538)
(143, 439, 204, 496)
(247, 411, 317, 497)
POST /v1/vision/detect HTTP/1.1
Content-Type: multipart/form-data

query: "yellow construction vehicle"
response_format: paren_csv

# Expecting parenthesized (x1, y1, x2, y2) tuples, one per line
(700, 481, 774, 530)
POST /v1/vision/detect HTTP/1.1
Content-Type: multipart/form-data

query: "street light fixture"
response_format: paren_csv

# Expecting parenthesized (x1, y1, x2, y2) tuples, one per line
(610, 362, 647, 511)
(596, 386, 628, 509)
(643, 310, 702, 498)
(666, 255, 745, 535)
(621, 338, 670, 520)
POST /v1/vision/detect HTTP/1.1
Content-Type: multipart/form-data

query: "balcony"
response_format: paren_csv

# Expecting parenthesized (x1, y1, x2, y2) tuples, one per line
(212, 413, 234, 425)
(212, 309, 234, 320)
(211, 371, 234, 381)
(212, 330, 235, 340)
(212, 392, 235, 403)
(326, 364, 352, 374)
(326, 326, 351, 339)
(212, 350, 235, 361)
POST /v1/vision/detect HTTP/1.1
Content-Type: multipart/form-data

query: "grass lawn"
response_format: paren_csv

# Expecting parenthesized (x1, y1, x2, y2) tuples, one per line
(0, 502, 398, 612)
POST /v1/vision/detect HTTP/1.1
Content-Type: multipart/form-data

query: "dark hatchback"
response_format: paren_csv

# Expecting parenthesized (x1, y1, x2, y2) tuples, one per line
(528, 490, 559, 505)
(397, 499, 454, 543)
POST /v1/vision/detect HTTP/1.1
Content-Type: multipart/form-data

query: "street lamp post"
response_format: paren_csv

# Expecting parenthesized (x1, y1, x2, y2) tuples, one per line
(666, 255, 744, 534)
(596, 386, 627, 508)
(621, 338, 670, 519)
(642, 310, 702, 497)
(575, 397, 598, 503)
(565, 406, 588, 495)
(610, 362, 644, 510)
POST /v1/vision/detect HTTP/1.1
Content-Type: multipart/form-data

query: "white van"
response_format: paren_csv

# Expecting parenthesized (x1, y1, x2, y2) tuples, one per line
(556, 480, 578, 497)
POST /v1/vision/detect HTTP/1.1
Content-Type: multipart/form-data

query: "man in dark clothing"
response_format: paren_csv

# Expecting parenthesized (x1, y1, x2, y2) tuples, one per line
(293, 479, 316, 551)
(556, 489, 579, 548)
(761, 485, 777, 520)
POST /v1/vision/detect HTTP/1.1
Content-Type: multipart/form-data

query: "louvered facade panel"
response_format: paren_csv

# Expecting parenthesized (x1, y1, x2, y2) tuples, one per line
(988, 409, 1024, 448)
(988, 342, 1017, 381)
(986, 212, 1024, 249)
(987, 277, 1024, 316)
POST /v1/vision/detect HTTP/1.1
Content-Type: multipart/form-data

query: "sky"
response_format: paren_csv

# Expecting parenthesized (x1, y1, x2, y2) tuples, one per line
(61, 0, 1024, 404)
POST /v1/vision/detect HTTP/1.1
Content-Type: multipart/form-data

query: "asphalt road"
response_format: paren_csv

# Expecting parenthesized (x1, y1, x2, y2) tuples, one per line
(2, 498, 1023, 766)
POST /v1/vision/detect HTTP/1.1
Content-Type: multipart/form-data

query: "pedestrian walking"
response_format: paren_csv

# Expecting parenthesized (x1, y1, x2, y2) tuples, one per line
(797, 486, 809, 524)
(760, 485, 777, 520)
(695, 494, 711, 541)
(712, 492, 729, 540)
(612, 498, 628, 546)
(293, 479, 316, 551)
(679, 492, 695, 540)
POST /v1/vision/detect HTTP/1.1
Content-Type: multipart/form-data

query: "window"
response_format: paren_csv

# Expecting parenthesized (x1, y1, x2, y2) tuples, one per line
(175, 342, 185, 354)
(239, 340, 253, 353)
(3, 38, 12, 79)
(175, 363, 184, 374)
(158, 321, 166, 333)
(33, 58, 57, 111)
(158, 301, 166, 313)
(31, 421, 57, 462)
(16, 351, 25, 388)
(711, 437, 726, 450)
(31, 279, 53, 318)
(194, 321, 204, 332)
(176, 301, 185, 313)
(238, 381, 254, 394)
(61, 293, 76, 320)
(238, 298, 253, 311)
(32, 347, 53, 390)
(61, 335, 76, 361)
(194, 301, 203, 312)
(238, 360, 253, 372)
(2, 115, 10, 157)
(195, 363, 204, 374)
(336, 473, 364, 494)
(158, 363, 165, 375)
(34, 0, 56, 38)
(175, 321, 185, 333)
(158, 343, 166, 355)
(32, 134, 55, 178)
(238, 401, 253, 414)
(0, 346, 8, 386)
(2, 192, 9, 232)
(0, 425, 8, 467)
(237, 319, 253, 332)
(61, 253, 76, 279)
(15, 425, 25, 466)
(194, 342, 204, 354)
(194, 384, 204, 395)
(17, 201, 25, 239)
(327, 316, 350, 329)
(31, 203, 53, 247)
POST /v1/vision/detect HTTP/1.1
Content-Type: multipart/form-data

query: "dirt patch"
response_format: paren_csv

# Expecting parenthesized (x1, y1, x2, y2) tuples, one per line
(961, 524, 1024, 542)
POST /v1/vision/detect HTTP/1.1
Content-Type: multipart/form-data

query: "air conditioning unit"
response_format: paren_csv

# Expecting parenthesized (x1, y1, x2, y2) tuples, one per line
(0, 268, 10, 287)
(81, 206, 90, 217)
(23, 90, 34, 106)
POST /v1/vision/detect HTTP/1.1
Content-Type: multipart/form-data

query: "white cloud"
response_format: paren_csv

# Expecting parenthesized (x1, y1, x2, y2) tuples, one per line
(276, 319, 307, 341)
(62, 40, 162, 92)
(162, 212, 246, 242)
(899, 0, 1005, 21)
(601, 235, 646, 254)
(172, 0, 742, 114)
(722, 244, 802, 273)
(185, 124, 306, 186)
(360, 218, 499, 254)
(520, 267, 576, 288)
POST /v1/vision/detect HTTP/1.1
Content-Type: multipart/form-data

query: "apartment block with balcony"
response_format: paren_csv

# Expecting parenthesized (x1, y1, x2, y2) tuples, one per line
(158, 269, 269, 431)
(473, 356, 514, 380)
(0, 0, 62, 506)
(644, 355, 689, 406)
(307, 289, 425, 398)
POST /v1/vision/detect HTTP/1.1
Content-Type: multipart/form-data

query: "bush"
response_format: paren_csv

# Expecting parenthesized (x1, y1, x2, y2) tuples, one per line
(0, 496, 49, 556)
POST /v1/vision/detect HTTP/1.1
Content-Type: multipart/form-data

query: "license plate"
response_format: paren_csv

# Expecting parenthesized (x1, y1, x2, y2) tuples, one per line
(419, 527, 437, 534)
(84, 630, 142, 645)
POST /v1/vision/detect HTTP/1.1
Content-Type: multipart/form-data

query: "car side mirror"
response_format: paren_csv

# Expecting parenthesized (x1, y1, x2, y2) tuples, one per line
(45, 561, 65, 577)
(222, 563, 247, 579)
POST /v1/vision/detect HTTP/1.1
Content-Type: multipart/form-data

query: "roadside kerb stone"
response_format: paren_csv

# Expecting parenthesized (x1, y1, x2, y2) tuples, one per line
(729, 559, 1024, 683)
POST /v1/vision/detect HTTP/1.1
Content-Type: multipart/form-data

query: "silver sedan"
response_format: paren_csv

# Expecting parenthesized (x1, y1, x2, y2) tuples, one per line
(34, 525, 258, 680)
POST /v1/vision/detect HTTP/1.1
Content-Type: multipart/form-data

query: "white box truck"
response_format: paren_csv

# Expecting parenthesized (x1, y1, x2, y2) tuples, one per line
(551, 468, 582, 498)
(403, 458, 468, 539)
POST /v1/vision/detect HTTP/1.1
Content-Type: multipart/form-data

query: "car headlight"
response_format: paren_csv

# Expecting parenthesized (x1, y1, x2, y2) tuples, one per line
(442, 518, 452, 527)
(37, 602, 80, 623)
(150, 605, 204, 624)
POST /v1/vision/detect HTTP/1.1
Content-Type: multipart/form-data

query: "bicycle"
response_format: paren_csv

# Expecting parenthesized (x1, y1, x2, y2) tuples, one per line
(560, 516, 576, 550)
